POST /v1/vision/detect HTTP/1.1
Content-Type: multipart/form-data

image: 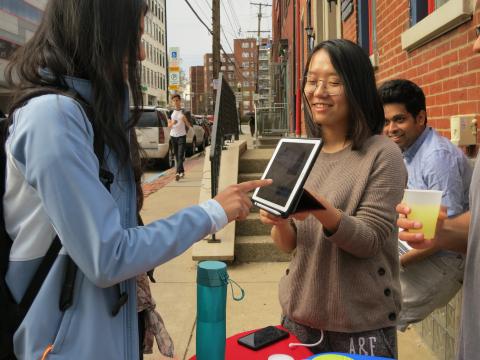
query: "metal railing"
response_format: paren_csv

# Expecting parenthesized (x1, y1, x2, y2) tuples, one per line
(254, 103, 288, 137)
(209, 72, 239, 241)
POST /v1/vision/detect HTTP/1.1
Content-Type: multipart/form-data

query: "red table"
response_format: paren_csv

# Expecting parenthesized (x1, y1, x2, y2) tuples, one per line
(190, 326, 313, 359)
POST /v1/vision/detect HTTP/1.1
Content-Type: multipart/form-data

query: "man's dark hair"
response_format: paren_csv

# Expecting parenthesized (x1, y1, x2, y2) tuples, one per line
(171, 94, 181, 100)
(6, 0, 148, 168)
(302, 39, 385, 150)
(378, 79, 427, 120)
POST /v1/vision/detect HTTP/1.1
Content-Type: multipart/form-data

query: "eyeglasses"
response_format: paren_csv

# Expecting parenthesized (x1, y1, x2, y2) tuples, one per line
(304, 77, 344, 96)
(476, 25, 480, 37)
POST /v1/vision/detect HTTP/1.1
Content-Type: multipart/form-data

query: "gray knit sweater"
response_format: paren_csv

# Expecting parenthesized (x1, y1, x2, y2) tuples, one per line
(279, 135, 407, 333)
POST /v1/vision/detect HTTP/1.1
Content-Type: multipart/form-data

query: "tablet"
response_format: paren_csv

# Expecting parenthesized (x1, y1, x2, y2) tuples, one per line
(252, 138, 323, 218)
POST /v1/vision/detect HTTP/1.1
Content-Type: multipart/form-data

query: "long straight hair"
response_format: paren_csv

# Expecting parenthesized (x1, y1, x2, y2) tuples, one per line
(302, 39, 385, 150)
(6, 0, 147, 166)
(5, 0, 148, 209)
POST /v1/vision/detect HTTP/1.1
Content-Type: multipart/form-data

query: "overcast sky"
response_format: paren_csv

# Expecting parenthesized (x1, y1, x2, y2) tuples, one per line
(166, 0, 272, 72)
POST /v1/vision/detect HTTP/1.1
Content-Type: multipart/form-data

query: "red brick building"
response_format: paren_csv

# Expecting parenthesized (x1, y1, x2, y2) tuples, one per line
(202, 53, 236, 114)
(189, 66, 205, 114)
(272, 0, 480, 148)
(343, 0, 480, 147)
(234, 38, 257, 118)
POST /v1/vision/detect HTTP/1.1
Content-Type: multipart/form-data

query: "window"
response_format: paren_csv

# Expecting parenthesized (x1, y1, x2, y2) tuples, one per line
(411, 0, 450, 24)
(242, 52, 250, 58)
(402, 0, 473, 51)
(357, 0, 376, 55)
(242, 42, 249, 48)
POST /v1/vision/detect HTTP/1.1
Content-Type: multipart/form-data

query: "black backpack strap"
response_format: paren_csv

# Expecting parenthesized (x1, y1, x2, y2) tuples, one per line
(19, 236, 61, 309)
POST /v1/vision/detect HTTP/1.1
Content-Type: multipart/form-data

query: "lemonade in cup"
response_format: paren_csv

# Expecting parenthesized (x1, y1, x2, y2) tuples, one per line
(402, 189, 443, 239)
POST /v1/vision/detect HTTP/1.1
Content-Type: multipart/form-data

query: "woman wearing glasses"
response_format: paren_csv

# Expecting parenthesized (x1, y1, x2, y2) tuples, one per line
(259, 39, 406, 357)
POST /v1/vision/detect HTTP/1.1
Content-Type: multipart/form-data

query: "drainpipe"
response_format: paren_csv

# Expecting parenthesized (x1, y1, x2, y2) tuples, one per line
(295, 0, 301, 136)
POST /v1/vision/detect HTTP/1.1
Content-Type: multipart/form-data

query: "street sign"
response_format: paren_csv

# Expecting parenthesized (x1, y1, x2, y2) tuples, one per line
(168, 84, 179, 91)
(169, 72, 179, 85)
(168, 47, 180, 67)
(168, 66, 180, 72)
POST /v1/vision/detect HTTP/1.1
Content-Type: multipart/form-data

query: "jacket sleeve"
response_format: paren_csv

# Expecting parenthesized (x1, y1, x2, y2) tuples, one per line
(9, 95, 213, 287)
(325, 143, 407, 258)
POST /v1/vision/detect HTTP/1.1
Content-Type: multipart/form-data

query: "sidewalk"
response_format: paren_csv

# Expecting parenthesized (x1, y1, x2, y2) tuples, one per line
(140, 146, 438, 360)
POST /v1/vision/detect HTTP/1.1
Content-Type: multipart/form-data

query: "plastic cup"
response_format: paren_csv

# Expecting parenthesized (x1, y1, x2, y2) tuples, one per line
(402, 189, 443, 239)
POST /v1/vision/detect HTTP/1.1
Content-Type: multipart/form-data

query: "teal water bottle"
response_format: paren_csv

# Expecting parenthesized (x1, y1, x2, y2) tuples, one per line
(196, 261, 244, 360)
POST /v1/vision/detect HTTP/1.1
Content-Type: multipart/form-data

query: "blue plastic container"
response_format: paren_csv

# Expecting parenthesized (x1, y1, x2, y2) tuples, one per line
(196, 261, 229, 360)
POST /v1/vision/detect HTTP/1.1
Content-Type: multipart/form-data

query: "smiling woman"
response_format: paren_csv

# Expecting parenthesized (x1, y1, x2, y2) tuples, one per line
(259, 39, 408, 358)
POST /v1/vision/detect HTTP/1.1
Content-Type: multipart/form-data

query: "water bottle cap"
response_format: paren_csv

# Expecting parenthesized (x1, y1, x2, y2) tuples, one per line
(197, 261, 228, 287)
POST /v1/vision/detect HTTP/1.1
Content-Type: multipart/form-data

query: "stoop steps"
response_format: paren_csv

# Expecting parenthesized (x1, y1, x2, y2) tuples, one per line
(235, 148, 291, 262)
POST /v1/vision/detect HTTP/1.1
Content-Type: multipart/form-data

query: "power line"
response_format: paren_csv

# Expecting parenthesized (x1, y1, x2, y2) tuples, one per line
(184, 0, 213, 36)
(191, 0, 211, 21)
(226, 0, 242, 35)
(202, 0, 212, 10)
(182, 0, 249, 83)
(220, 0, 239, 39)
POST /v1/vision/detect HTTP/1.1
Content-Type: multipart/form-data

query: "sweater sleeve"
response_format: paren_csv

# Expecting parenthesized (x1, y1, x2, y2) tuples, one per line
(325, 142, 407, 258)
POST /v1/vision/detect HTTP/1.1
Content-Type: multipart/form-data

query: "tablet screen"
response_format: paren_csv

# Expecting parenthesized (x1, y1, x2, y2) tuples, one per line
(255, 141, 317, 208)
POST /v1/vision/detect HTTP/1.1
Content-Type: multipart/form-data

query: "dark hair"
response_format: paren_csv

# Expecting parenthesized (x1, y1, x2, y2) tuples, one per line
(6, 0, 147, 168)
(171, 94, 181, 100)
(302, 39, 384, 150)
(378, 79, 427, 121)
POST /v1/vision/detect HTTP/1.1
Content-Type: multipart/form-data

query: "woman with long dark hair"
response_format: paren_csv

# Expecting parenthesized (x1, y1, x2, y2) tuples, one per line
(3, 1, 269, 359)
(259, 39, 407, 357)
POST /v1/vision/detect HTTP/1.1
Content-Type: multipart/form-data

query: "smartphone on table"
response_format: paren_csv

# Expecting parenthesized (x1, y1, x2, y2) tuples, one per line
(237, 326, 289, 350)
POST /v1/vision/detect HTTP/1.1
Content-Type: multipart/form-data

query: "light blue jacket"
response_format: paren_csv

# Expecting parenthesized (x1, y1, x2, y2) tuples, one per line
(4, 77, 225, 359)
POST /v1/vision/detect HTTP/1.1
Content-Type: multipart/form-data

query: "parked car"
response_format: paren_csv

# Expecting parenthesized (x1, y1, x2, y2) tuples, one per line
(193, 115, 211, 146)
(134, 106, 174, 169)
(182, 110, 206, 156)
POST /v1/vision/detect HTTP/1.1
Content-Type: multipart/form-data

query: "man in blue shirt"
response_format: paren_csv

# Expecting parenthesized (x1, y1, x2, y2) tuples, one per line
(378, 79, 473, 330)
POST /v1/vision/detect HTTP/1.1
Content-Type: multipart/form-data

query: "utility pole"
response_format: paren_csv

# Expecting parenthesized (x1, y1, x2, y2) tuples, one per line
(249, 2, 271, 95)
(212, 0, 221, 82)
(250, 2, 271, 40)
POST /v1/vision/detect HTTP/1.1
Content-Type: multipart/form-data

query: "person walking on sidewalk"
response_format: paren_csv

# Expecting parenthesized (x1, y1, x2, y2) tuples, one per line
(259, 39, 406, 358)
(379, 79, 472, 331)
(168, 94, 191, 181)
(2, 1, 271, 359)
(397, 12, 480, 360)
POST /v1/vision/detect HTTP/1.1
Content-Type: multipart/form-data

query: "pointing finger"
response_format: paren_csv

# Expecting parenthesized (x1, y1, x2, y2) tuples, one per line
(237, 179, 273, 193)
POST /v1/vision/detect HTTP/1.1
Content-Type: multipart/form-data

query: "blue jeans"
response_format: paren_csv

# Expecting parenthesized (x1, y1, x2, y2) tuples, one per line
(171, 135, 186, 174)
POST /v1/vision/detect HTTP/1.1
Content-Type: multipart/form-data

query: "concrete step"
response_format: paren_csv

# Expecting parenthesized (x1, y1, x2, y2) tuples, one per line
(239, 149, 274, 173)
(238, 172, 263, 183)
(235, 235, 292, 262)
(236, 213, 271, 236)
(255, 136, 282, 149)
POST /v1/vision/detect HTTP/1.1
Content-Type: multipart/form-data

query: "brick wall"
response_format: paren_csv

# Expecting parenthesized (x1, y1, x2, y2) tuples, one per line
(340, 2, 479, 358)
(343, 1, 480, 144)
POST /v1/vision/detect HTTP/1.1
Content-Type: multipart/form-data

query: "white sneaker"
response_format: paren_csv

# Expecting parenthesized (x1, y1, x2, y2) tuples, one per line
(180, 172, 185, 178)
